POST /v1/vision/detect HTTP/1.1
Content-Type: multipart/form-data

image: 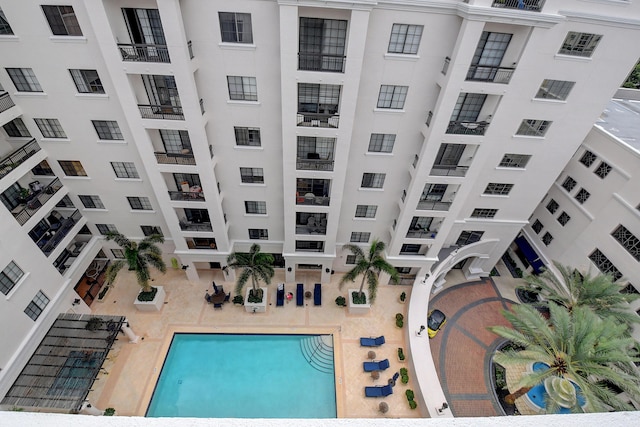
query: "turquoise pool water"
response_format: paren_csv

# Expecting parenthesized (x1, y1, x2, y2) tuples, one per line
(146, 333, 336, 418)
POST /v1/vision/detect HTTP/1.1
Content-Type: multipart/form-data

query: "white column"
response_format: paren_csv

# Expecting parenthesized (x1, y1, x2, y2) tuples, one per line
(121, 319, 139, 344)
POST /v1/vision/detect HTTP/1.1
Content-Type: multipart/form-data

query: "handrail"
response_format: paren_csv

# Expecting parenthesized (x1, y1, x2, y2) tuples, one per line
(168, 190, 205, 201)
(429, 165, 469, 177)
(138, 105, 184, 120)
(446, 120, 489, 135)
(466, 65, 515, 84)
(36, 209, 82, 256)
(298, 53, 346, 73)
(296, 112, 339, 128)
(0, 92, 15, 113)
(154, 152, 196, 165)
(0, 139, 40, 179)
(12, 178, 63, 225)
(417, 200, 452, 211)
(117, 43, 170, 63)
(491, 0, 545, 12)
(296, 158, 334, 171)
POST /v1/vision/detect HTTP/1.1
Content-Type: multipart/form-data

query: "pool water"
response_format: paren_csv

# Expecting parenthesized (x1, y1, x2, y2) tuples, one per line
(146, 333, 336, 418)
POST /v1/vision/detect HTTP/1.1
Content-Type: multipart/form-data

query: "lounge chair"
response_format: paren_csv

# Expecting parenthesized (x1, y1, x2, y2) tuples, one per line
(390, 372, 400, 386)
(296, 283, 304, 306)
(365, 384, 393, 398)
(276, 284, 285, 307)
(314, 283, 321, 306)
(360, 336, 385, 347)
(363, 359, 390, 372)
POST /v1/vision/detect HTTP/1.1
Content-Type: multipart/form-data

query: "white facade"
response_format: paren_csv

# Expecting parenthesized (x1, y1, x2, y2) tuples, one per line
(1, 0, 640, 407)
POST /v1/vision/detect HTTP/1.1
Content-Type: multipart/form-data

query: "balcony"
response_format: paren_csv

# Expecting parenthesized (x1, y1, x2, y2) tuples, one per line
(298, 53, 346, 73)
(168, 190, 205, 201)
(0, 139, 41, 180)
(154, 151, 196, 166)
(296, 194, 329, 206)
(417, 200, 452, 211)
(179, 220, 212, 232)
(296, 157, 334, 172)
(11, 178, 63, 225)
(0, 91, 15, 114)
(33, 210, 82, 256)
(406, 230, 437, 239)
(466, 65, 515, 84)
(138, 105, 184, 120)
(446, 120, 489, 136)
(296, 113, 339, 128)
(296, 213, 327, 235)
(117, 43, 170, 63)
(492, 0, 545, 12)
(430, 165, 469, 177)
(187, 238, 217, 250)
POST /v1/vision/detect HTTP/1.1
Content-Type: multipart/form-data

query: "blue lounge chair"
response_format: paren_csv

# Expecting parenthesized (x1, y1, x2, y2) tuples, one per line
(365, 384, 393, 397)
(360, 336, 385, 347)
(314, 283, 321, 306)
(276, 284, 285, 307)
(390, 372, 400, 386)
(363, 359, 390, 372)
(296, 283, 304, 306)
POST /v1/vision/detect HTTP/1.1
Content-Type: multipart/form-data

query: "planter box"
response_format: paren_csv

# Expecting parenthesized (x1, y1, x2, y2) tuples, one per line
(348, 289, 371, 315)
(96, 285, 112, 303)
(245, 287, 267, 313)
(133, 286, 166, 312)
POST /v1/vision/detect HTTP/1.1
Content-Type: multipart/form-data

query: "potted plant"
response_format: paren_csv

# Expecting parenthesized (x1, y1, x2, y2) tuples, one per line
(227, 243, 274, 313)
(399, 291, 406, 304)
(232, 295, 244, 305)
(406, 389, 417, 409)
(335, 296, 346, 307)
(397, 347, 406, 363)
(171, 257, 180, 270)
(400, 367, 409, 384)
(395, 313, 404, 328)
(85, 317, 104, 332)
(18, 188, 31, 203)
(104, 408, 116, 416)
(96, 285, 111, 303)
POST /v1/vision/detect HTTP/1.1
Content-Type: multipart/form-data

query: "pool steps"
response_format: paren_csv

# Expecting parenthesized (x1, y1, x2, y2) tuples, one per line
(300, 335, 334, 374)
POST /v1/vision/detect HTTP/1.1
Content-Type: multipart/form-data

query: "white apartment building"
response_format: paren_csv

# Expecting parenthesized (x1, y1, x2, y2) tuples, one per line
(1, 0, 640, 409)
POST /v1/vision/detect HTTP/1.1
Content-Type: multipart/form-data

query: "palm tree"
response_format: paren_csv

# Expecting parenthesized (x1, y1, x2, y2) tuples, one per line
(519, 261, 640, 326)
(227, 243, 275, 299)
(489, 302, 640, 413)
(339, 239, 400, 303)
(104, 233, 166, 293)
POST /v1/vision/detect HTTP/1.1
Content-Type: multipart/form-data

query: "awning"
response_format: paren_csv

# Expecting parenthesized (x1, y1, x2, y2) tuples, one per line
(515, 236, 545, 274)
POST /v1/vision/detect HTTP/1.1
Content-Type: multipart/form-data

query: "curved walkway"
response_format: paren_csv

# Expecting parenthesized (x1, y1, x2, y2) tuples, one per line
(428, 278, 515, 417)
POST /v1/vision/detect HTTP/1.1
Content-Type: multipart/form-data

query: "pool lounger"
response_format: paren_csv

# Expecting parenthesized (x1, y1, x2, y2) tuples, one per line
(363, 358, 390, 372)
(296, 283, 304, 306)
(360, 336, 385, 347)
(365, 384, 393, 397)
(314, 283, 322, 305)
(276, 283, 285, 307)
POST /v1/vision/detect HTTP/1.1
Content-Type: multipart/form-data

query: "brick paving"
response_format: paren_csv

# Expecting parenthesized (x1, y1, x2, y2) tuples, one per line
(428, 278, 514, 417)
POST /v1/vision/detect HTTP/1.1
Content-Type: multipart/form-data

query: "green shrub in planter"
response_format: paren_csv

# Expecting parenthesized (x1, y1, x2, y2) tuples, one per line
(232, 295, 244, 305)
(171, 258, 180, 270)
(397, 347, 405, 361)
(399, 291, 406, 302)
(405, 389, 415, 401)
(351, 291, 367, 305)
(400, 367, 409, 384)
(104, 408, 116, 416)
(248, 288, 264, 303)
(85, 317, 103, 331)
(137, 287, 158, 302)
(409, 400, 417, 410)
(335, 296, 346, 307)
(395, 313, 404, 328)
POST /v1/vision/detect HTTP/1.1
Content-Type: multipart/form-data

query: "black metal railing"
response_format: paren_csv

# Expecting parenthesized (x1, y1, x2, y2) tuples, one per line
(296, 113, 339, 128)
(430, 165, 469, 177)
(417, 200, 452, 211)
(492, 0, 545, 12)
(154, 151, 196, 165)
(0, 92, 15, 114)
(296, 225, 327, 235)
(466, 65, 515, 84)
(399, 275, 417, 286)
(406, 230, 438, 239)
(296, 158, 334, 172)
(296, 194, 330, 206)
(179, 221, 212, 232)
(12, 178, 63, 225)
(117, 43, 170, 63)
(0, 139, 40, 179)
(168, 190, 205, 201)
(298, 53, 346, 73)
(138, 105, 184, 120)
(446, 120, 489, 135)
(35, 209, 82, 256)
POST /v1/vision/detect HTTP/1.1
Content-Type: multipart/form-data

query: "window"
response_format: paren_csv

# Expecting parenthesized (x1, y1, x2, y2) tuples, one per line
(345, 255, 356, 265)
(580, 150, 597, 167)
(218, 12, 252, 43)
(141, 225, 163, 236)
(535, 79, 575, 101)
(350, 232, 371, 243)
(575, 188, 590, 204)
(58, 160, 87, 176)
(249, 228, 269, 240)
(471, 208, 498, 218)
(559, 32, 602, 57)
(532, 219, 543, 234)
(42, 5, 82, 36)
(561, 176, 577, 193)
(611, 225, 640, 261)
(377, 85, 408, 109)
(589, 249, 623, 281)
(296, 240, 324, 252)
(245, 201, 266, 215)
(3, 118, 31, 137)
(484, 183, 513, 196)
(355, 205, 377, 218)
(542, 232, 553, 246)
(160, 129, 191, 153)
(69, 69, 103, 94)
(96, 224, 117, 235)
(127, 196, 152, 210)
(298, 83, 341, 115)
(227, 76, 257, 101)
(516, 120, 551, 137)
(234, 127, 261, 146)
(622, 283, 639, 295)
(0, 261, 24, 295)
(79, 195, 105, 209)
(240, 167, 264, 184)
(499, 153, 531, 168)
(111, 162, 139, 179)
(299, 18, 348, 72)
(368, 134, 396, 153)
(388, 24, 423, 54)
(361, 173, 386, 189)
(111, 249, 125, 259)
(24, 290, 49, 321)
(92, 120, 123, 140)
(546, 199, 559, 214)
(456, 230, 484, 246)
(0, 7, 14, 35)
(6, 68, 43, 92)
(35, 118, 66, 138)
(400, 244, 421, 254)
(557, 211, 571, 226)
(594, 161, 612, 179)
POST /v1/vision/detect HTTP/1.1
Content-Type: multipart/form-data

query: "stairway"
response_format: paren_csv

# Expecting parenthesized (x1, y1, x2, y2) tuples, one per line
(299, 335, 334, 374)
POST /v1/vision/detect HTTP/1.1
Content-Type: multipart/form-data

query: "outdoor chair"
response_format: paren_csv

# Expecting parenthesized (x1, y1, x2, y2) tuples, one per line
(360, 336, 385, 347)
(223, 293, 230, 303)
(296, 284, 304, 306)
(365, 384, 393, 398)
(276, 284, 285, 307)
(213, 302, 222, 309)
(363, 359, 390, 372)
(313, 283, 321, 306)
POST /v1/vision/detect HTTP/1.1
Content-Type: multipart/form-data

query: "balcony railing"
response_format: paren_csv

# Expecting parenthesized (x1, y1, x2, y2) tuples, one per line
(446, 120, 489, 135)
(12, 178, 63, 225)
(296, 158, 334, 172)
(417, 200, 452, 211)
(0, 139, 41, 179)
(296, 194, 330, 206)
(35, 209, 82, 256)
(298, 53, 346, 73)
(492, 0, 545, 12)
(296, 113, 339, 128)
(406, 230, 438, 239)
(117, 43, 170, 63)
(138, 105, 184, 120)
(296, 225, 327, 235)
(430, 165, 469, 177)
(168, 190, 205, 201)
(0, 92, 15, 114)
(398, 274, 417, 286)
(179, 221, 212, 232)
(154, 151, 196, 165)
(466, 65, 515, 84)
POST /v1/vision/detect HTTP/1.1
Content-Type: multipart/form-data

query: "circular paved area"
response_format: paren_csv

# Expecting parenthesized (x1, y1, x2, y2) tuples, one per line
(428, 278, 515, 417)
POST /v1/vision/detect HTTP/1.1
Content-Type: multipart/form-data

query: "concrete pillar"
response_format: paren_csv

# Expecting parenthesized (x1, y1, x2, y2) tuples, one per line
(183, 262, 199, 281)
(121, 319, 139, 344)
(80, 401, 103, 415)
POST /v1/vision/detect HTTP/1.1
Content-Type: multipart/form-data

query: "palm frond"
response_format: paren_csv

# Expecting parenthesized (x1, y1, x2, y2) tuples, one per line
(104, 260, 125, 286)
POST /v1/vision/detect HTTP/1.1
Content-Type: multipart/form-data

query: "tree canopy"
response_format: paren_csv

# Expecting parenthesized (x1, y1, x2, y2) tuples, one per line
(104, 233, 166, 292)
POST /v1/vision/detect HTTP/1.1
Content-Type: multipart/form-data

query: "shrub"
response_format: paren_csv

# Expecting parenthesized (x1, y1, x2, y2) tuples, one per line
(248, 288, 264, 303)
(335, 296, 346, 307)
(351, 291, 367, 304)
(409, 400, 417, 410)
(400, 367, 409, 383)
(405, 389, 415, 401)
(395, 313, 404, 328)
(400, 367, 408, 376)
(400, 291, 406, 302)
(98, 285, 110, 300)
(171, 258, 180, 270)
(104, 408, 116, 416)
(137, 286, 158, 302)
(85, 317, 103, 331)
(397, 347, 405, 361)
(232, 295, 244, 305)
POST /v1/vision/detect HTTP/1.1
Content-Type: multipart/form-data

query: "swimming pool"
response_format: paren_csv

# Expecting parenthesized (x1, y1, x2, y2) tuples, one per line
(146, 333, 336, 418)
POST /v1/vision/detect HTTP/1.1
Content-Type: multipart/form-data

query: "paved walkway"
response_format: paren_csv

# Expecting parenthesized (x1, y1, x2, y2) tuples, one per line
(428, 278, 516, 417)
